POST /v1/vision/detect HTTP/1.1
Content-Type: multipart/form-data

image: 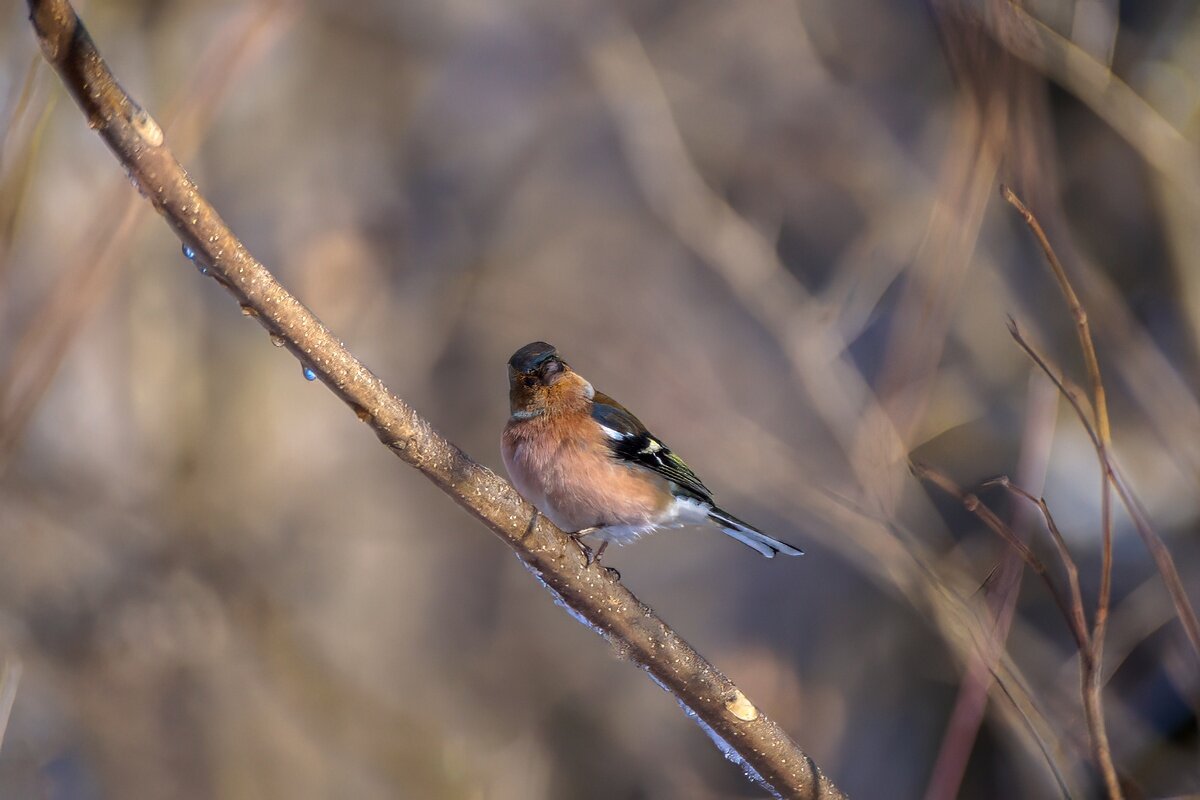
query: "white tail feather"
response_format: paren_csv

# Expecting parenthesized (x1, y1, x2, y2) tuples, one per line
(708, 507, 804, 558)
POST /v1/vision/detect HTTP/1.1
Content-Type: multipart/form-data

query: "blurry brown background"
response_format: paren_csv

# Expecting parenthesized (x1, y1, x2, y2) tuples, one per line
(1, 1, 1198, 798)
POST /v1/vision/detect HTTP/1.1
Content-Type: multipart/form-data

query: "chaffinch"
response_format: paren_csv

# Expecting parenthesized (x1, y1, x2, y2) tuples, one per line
(501, 341, 804, 567)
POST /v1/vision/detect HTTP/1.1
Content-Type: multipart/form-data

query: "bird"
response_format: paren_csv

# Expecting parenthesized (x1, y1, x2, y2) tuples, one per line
(501, 341, 803, 569)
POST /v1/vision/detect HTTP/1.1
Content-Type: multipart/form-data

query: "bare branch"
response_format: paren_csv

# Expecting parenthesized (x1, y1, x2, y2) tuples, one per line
(1004, 220, 1200, 668)
(1000, 187, 1109, 445)
(1001, 187, 1116, 699)
(1001, 189, 1200, 799)
(24, 1, 844, 796)
(912, 462, 1120, 797)
(980, 477, 1089, 654)
(911, 463, 1085, 652)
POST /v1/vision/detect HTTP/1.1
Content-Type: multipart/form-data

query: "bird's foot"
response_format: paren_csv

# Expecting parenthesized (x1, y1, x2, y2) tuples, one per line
(569, 529, 620, 580)
(568, 527, 599, 563)
(590, 541, 620, 581)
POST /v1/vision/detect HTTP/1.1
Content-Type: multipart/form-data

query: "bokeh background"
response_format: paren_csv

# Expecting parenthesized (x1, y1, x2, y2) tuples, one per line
(1, 0, 1198, 797)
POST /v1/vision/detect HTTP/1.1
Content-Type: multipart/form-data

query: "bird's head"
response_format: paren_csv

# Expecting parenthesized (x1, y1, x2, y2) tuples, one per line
(507, 341, 593, 418)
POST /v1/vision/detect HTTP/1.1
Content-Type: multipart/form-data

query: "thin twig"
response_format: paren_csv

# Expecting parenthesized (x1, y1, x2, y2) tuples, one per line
(999, 187, 1109, 445)
(1007, 288, 1200, 666)
(24, 2, 843, 796)
(922, 372, 1058, 800)
(981, 477, 1089, 653)
(815, 476, 1086, 794)
(808, 438, 1085, 792)
(912, 462, 1120, 797)
(911, 463, 1087, 653)
(1106, 460, 1200, 661)
(986, 662, 1073, 800)
(1003, 187, 1120, 800)
(1001, 188, 1200, 798)
(1001, 186, 1116, 689)
(1007, 321, 1100, 449)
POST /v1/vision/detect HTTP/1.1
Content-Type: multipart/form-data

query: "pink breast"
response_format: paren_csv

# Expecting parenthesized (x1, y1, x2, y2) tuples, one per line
(502, 418, 670, 532)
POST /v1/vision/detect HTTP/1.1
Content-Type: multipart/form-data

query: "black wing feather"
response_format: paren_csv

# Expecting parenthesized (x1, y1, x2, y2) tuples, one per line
(591, 391, 713, 502)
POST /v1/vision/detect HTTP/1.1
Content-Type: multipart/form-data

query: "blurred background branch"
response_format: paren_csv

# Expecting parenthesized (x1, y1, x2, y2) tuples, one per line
(0, 0, 1197, 798)
(0, 660, 19, 754)
(15, 0, 844, 797)
(0, 0, 294, 475)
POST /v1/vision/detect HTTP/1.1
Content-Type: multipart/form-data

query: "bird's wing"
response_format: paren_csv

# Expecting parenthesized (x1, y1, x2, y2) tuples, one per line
(591, 391, 713, 502)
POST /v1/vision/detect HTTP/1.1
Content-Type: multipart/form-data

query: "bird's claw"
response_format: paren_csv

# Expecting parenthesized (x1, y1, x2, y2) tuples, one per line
(575, 540, 595, 565)
(568, 528, 597, 564)
(569, 528, 618, 579)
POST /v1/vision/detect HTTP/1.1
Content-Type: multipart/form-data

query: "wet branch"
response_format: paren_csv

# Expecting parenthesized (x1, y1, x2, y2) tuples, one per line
(25, 1, 844, 796)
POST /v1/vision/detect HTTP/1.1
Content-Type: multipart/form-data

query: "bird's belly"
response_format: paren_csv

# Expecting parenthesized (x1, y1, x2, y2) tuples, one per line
(503, 430, 671, 533)
(588, 497, 711, 545)
(542, 458, 668, 532)
(589, 522, 657, 546)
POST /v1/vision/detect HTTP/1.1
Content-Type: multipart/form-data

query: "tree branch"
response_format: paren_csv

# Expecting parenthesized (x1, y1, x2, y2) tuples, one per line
(1001, 192, 1200, 667)
(25, 1, 844, 796)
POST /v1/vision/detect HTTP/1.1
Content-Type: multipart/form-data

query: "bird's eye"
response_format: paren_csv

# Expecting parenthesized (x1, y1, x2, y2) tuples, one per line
(522, 375, 537, 388)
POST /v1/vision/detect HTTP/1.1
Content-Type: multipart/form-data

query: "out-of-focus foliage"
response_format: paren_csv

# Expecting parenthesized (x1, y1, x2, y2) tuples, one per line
(0, 1, 1197, 798)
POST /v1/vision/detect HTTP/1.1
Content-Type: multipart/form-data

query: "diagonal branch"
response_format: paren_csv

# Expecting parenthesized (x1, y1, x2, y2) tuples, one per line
(24, 1, 844, 796)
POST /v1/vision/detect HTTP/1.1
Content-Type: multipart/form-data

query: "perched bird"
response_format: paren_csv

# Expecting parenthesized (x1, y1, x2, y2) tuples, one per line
(501, 341, 803, 567)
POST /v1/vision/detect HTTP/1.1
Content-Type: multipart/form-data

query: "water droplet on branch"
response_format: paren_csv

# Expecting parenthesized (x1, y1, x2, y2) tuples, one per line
(130, 106, 164, 147)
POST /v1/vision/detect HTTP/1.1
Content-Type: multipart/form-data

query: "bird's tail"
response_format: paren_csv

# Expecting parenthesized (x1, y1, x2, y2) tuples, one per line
(708, 506, 804, 558)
